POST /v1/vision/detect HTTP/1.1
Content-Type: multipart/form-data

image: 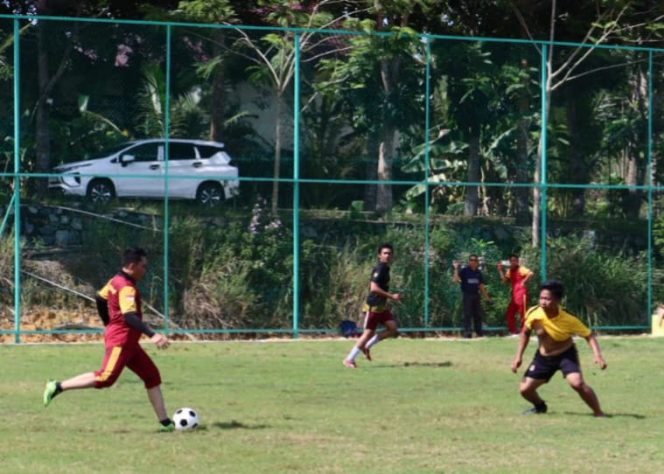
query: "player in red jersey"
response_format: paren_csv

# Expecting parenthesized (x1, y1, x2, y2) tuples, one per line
(498, 254, 534, 335)
(43, 248, 174, 431)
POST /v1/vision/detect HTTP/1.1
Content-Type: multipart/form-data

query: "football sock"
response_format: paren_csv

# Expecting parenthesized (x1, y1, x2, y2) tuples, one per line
(366, 335, 381, 349)
(54, 382, 63, 397)
(160, 418, 173, 426)
(347, 347, 361, 362)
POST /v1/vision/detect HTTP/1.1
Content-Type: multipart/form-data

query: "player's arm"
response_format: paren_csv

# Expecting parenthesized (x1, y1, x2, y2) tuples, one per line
(95, 294, 110, 326)
(119, 286, 169, 348)
(497, 263, 509, 283)
(521, 268, 534, 285)
(369, 281, 401, 302)
(452, 263, 461, 283)
(479, 283, 492, 303)
(511, 326, 531, 373)
(584, 332, 607, 370)
(95, 283, 111, 326)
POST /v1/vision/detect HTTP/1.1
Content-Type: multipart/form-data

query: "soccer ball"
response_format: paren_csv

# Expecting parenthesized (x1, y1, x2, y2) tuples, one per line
(173, 407, 200, 430)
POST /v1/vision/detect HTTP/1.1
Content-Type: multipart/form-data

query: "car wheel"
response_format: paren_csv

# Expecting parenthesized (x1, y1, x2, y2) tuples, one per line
(196, 182, 223, 207)
(87, 179, 115, 204)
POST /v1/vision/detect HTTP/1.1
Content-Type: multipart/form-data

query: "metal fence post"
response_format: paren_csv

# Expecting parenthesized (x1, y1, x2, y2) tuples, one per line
(540, 43, 549, 281)
(647, 50, 654, 322)
(423, 35, 432, 328)
(13, 18, 21, 343)
(292, 32, 301, 338)
(163, 24, 172, 334)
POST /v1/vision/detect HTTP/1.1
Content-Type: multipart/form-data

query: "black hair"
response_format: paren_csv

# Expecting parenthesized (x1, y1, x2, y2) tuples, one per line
(509, 254, 519, 260)
(469, 253, 479, 260)
(122, 247, 147, 267)
(541, 280, 564, 300)
(378, 243, 394, 254)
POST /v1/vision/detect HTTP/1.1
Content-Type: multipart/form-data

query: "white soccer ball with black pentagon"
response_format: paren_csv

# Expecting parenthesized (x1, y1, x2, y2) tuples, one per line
(173, 407, 200, 430)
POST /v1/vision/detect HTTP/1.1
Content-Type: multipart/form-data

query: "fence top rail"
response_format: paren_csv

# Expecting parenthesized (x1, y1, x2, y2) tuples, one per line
(0, 13, 662, 54)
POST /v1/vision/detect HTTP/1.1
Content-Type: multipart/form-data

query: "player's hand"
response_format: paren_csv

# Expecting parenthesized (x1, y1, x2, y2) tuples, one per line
(151, 333, 170, 349)
(594, 355, 607, 370)
(511, 357, 522, 373)
(392, 293, 402, 302)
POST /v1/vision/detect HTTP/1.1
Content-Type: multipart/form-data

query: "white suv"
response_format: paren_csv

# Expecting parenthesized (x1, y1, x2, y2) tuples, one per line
(49, 139, 239, 206)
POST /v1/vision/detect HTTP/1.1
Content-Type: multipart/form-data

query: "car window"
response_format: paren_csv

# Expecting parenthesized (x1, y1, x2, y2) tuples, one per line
(196, 145, 224, 159)
(126, 143, 160, 162)
(168, 143, 197, 161)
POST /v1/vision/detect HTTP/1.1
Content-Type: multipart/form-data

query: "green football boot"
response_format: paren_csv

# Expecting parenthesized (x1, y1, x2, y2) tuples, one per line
(43, 380, 60, 407)
(159, 421, 176, 432)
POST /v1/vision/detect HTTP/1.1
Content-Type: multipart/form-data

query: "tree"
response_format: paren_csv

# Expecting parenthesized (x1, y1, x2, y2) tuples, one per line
(175, 0, 237, 142)
(315, 0, 434, 214)
(227, 0, 350, 214)
(510, 0, 650, 245)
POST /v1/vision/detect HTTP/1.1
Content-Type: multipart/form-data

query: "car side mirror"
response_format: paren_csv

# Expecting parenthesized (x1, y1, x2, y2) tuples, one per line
(120, 154, 135, 167)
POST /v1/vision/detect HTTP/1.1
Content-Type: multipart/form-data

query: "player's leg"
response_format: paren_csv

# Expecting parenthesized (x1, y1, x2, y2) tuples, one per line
(44, 345, 126, 407)
(505, 301, 518, 335)
(517, 293, 528, 331)
(127, 346, 173, 429)
(519, 350, 557, 414)
(473, 295, 484, 337)
(344, 316, 376, 367)
(519, 377, 548, 413)
(565, 372, 604, 416)
(561, 350, 605, 417)
(462, 294, 473, 338)
(364, 316, 398, 360)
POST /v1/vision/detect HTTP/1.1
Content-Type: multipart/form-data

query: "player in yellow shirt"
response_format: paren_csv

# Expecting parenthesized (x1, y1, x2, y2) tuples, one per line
(511, 280, 607, 416)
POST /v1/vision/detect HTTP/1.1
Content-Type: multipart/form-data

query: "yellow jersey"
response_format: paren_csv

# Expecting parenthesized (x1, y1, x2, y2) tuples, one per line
(525, 306, 592, 341)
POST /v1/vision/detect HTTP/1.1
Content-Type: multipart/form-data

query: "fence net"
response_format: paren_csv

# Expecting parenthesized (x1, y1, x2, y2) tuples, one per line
(0, 15, 662, 341)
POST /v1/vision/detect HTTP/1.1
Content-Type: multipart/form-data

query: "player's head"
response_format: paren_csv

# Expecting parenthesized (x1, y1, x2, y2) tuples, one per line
(122, 247, 148, 280)
(468, 253, 479, 269)
(539, 280, 564, 310)
(509, 254, 520, 268)
(377, 243, 394, 263)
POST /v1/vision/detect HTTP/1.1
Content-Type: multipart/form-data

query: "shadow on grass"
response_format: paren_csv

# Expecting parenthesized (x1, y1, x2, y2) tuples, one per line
(211, 420, 270, 430)
(561, 412, 646, 419)
(371, 361, 453, 369)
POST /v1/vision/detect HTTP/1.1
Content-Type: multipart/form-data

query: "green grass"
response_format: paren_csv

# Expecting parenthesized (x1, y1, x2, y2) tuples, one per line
(2, 338, 664, 473)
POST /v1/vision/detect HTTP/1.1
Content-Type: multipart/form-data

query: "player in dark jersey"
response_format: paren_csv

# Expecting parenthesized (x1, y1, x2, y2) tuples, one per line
(42, 248, 175, 431)
(343, 243, 402, 368)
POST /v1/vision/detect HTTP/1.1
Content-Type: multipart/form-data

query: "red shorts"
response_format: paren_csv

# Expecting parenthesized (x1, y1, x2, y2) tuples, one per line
(364, 310, 395, 331)
(94, 344, 162, 389)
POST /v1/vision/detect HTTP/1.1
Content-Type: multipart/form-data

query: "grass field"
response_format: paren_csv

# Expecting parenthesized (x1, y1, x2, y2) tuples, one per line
(2, 337, 664, 473)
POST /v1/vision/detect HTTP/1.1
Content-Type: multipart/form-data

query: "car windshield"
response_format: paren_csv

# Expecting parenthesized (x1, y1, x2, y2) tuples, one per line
(85, 142, 135, 160)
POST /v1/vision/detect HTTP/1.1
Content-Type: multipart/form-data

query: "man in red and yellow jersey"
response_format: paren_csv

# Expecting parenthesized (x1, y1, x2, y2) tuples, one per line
(498, 254, 533, 335)
(43, 248, 175, 431)
(511, 280, 607, 417)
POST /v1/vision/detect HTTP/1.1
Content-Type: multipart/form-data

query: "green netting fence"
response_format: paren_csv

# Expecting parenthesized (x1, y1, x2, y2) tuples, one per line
(1, 14, 663, 341)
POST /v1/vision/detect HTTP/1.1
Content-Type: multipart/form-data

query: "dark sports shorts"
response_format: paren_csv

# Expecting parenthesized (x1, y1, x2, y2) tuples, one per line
(524, 345, 581, 382)
(364, 310, 395, 331)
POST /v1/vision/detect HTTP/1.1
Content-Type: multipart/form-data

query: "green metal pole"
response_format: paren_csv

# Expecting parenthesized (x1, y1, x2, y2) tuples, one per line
(539, 44, 548, 281)
(292, 33, 301, 338)
(423, 36, 432, 327)
(13, 19, 21, 343)
(162, 25, 172, 334)
(647, 50, 654, 323)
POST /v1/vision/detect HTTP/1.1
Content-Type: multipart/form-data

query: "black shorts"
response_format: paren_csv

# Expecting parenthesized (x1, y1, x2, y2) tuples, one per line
(524, 345, 581, 382)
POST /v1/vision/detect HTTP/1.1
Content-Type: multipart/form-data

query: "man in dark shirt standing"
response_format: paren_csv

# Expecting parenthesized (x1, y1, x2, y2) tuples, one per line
(453, 254, 492, 338)
(343, 243, 402, 368)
